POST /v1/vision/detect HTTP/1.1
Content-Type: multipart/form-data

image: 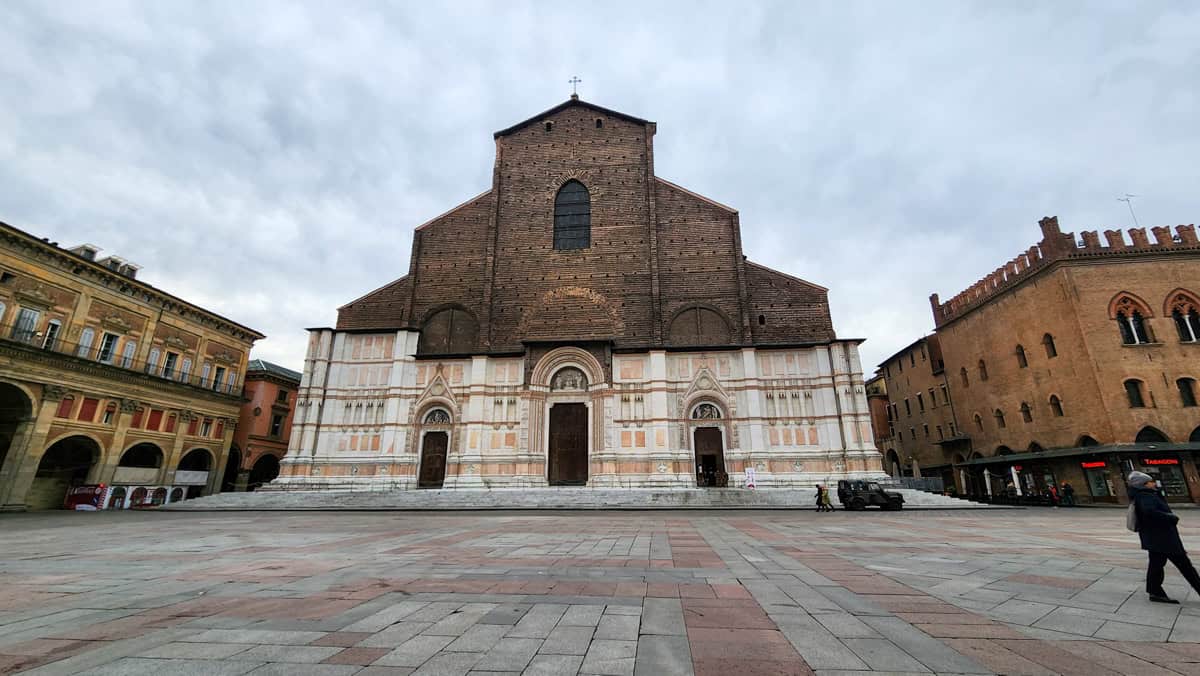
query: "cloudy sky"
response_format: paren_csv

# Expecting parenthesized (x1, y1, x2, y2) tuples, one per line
(1, 1, 1196, 372)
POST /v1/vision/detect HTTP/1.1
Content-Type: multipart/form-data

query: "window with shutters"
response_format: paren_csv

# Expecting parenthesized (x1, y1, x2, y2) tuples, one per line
(553, 180, 590, 250)
(1167, 290, 1200, 342)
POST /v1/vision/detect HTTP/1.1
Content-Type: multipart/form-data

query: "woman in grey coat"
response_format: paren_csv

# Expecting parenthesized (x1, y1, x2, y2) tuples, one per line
(1129, 471, 1200, 603)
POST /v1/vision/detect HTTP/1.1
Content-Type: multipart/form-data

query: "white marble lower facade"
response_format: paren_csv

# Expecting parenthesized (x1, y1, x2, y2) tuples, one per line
(274, 329, 886, 490)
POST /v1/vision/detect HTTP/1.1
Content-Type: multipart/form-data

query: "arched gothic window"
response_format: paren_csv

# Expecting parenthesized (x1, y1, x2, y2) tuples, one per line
(960, 367, 969, 388)
(1117, 310, 1152, 345)
(1049, 394, 1064, 417)
(424, 408, 451, 424)
(692, 403, 723, 419)
(1015, 345, 1027, 368)
(553, 180, 590, 250)
(1111, 293, 1153, 345)
(1019, 402, 1032, 423)
(978, 360, 989, 382)
(1043, 333, 1057, 358)
(973, 413, 983, 430)
(1167, 291, 1200, 342)
(993, 409, 1006, 428)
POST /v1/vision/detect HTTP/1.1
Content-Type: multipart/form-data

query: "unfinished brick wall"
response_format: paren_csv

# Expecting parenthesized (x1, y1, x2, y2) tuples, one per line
(335, 98, 834, 355)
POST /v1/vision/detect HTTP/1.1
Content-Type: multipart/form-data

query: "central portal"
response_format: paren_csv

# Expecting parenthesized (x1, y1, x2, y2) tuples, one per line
(548, 402, 588, 486)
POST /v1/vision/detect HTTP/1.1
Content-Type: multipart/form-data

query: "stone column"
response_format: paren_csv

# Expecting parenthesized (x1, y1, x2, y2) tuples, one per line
(94, 399, 139, 487)
(162, 409, 193, 490)
(205, 417, 236, 496)
(0, 386, 68, 510)
(1010, 466, 1023, 496)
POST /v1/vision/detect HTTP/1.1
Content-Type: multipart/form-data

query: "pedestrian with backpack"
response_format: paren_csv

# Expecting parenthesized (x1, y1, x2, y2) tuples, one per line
(1127, 471, 1200, 604)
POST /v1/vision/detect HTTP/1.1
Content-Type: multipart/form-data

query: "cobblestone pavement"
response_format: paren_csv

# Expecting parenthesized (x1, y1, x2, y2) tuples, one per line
(2, 509, 1200, 675)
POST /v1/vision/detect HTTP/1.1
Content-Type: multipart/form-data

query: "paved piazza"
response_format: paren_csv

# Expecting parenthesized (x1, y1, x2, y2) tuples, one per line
(3, 509, 1200, 675)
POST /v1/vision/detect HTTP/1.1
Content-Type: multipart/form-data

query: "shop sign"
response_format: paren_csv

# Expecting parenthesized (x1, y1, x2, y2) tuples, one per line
(1081, 461, 1106, 469)
(1143, 458, 1179, 466)
(1012, 465, 1023, 471)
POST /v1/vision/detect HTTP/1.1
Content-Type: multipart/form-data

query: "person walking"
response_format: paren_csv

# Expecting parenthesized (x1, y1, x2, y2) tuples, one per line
(1128, 471, 1200, 604)
(814, 484, 830, 512)
(1061, 481, 1075, 507)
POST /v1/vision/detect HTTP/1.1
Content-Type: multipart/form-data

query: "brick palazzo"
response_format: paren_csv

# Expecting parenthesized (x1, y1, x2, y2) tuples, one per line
(2, 509, 1199, 674)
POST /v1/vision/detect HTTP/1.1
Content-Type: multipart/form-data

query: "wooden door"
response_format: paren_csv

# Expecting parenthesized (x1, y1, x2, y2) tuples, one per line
(694, 427, 725, 488)
(548, 403, 588, 486)
(418, 431, 448, 488)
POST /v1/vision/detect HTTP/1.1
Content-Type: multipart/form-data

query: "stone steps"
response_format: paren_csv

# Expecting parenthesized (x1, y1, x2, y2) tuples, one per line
(164, 487, 997, 511)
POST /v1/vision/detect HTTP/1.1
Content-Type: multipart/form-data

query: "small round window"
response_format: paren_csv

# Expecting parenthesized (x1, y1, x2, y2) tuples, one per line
(424, 409, 451, 424)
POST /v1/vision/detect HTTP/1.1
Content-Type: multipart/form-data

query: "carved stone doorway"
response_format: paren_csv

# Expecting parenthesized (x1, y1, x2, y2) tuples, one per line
(693, 427, 726, 488)
(418, 431, 448, 488)
(548, 403, 588, 486)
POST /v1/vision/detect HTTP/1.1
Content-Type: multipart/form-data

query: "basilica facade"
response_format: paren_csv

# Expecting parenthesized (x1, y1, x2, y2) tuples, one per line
(276, 97, 883, 490)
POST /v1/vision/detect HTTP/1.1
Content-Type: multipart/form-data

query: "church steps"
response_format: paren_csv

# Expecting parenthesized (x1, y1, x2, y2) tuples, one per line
(164, 488, 996, 511)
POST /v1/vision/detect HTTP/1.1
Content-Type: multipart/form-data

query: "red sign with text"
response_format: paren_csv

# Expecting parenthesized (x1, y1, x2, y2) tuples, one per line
(1143, 458, 1179, 466)
(1080, 461, 1106, 469)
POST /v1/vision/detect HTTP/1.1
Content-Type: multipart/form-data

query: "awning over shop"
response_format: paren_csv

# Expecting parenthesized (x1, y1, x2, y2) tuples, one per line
(957, 442, 1200, 466)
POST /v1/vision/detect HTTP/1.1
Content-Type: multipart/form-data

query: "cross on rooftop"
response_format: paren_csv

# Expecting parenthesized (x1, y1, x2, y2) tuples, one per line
(569, 76, 582, 97)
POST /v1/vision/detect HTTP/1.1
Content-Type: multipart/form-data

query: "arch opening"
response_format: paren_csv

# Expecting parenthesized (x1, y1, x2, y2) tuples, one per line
(247, 454, 280, 491)
(0, 383, 33, 488)
(119, 443, 163, 469)
(1136, 426, 1170, 443)
(31, 435, 100, 510)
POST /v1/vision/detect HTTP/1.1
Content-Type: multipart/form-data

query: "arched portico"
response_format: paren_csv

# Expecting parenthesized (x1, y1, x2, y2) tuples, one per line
(0, 382, 34, 503)
(248, 454, 280, 491)
(177, 448, 214, 497)
(29, 435, 100, 510)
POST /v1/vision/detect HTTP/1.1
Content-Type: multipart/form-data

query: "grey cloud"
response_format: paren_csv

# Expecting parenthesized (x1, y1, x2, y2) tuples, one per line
(0, 1, 1196, 371)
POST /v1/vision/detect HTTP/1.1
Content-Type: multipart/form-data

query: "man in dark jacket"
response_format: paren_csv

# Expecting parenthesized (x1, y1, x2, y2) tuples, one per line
(1129, 471, 1200, 603)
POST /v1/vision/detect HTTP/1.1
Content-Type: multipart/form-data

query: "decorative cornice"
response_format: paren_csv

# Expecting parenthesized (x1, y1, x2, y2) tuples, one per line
(164, 335, 189, 350)
(213, 350, 236, 365)
(0, 224, 265, 342)
(14, 285, 54, 309)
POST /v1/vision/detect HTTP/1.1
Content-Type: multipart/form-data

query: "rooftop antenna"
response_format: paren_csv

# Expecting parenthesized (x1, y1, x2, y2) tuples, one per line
(1116, 193, 1140, 228)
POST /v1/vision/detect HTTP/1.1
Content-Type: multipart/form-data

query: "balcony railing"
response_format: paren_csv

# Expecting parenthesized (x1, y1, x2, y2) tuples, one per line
(0, 321, 242, 396)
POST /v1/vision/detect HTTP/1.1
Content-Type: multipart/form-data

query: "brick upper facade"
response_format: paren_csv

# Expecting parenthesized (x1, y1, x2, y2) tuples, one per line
(335, 98, 835, 355)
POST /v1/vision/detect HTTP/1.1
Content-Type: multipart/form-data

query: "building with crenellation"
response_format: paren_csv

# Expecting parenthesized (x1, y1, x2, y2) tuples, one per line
(869, 216, 1200, 504)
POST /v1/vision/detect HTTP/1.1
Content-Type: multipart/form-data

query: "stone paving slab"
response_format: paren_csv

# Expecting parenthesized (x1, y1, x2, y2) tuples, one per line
(2, 508, 1200, 674)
